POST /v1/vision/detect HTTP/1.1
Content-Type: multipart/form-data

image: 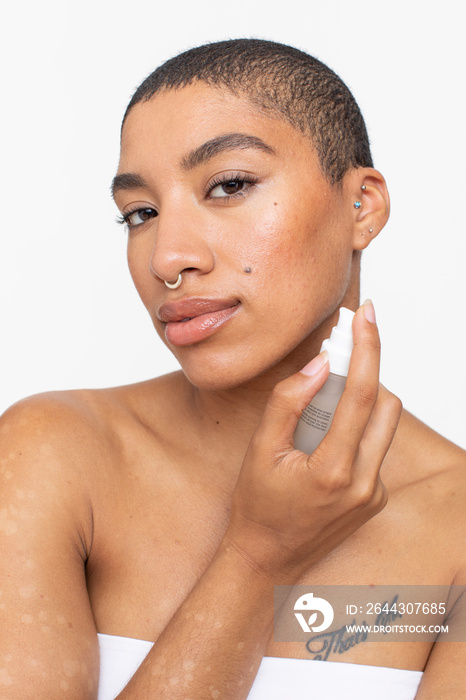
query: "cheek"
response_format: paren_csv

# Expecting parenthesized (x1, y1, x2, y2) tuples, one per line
(238, 202, 306, 262)
(237, 201, 352, 328)
(238, 203, 328, 293)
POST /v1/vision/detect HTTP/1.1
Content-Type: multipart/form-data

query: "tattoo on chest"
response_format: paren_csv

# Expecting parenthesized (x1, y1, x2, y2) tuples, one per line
(305, 595, 402, 661)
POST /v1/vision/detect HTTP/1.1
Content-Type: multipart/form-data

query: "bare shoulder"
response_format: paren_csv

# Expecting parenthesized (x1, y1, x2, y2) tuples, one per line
(1, 389, 118, 491)
(1, 386, 120, 444)
(386, 410, 466, 581)
(410, 420, 466, 700)
(389, 409, 466, 488)
(0, 378, 182, 698)
(0, 370, 183, 461)
(0, 392, 105, 698)
(0, 389, 126, 568)
(0, 371, 185, 517)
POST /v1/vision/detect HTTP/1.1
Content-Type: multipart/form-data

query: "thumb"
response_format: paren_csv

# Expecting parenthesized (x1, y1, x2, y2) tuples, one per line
(255, 351, 329, 455)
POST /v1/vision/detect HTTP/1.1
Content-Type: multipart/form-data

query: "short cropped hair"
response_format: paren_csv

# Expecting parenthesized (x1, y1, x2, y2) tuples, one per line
(123, 38, 373, 185)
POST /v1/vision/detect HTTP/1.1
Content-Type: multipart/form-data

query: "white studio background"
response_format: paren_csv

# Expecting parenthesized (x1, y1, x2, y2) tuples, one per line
(1, 0, 465, 448)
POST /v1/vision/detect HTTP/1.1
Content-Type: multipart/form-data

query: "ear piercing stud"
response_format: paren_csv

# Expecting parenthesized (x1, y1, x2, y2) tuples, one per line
(356, 185, 373, 231)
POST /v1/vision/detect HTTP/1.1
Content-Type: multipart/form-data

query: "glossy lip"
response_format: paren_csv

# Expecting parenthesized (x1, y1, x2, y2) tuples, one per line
(157, 297, 241, 347)
(157, 297, 239, 323)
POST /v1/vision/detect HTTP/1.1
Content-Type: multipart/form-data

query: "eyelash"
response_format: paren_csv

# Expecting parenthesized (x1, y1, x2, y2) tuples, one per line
(116, 173, 258, 228)
(115, 206, 158, 227)
(205, 172, 259, 199)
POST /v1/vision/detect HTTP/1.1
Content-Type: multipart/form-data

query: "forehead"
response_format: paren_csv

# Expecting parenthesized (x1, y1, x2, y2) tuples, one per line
(118, 83, 319, 174)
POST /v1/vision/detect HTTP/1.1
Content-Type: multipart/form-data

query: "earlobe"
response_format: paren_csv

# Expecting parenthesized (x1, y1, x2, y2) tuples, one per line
(349, 168, 390, 251)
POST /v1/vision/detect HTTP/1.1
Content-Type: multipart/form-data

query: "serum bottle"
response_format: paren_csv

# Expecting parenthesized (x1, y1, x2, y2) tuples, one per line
(294, 307, 355, 454)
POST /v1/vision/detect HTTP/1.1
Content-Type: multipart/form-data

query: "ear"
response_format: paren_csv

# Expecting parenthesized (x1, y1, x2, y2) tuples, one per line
(346, 168, 390, 251)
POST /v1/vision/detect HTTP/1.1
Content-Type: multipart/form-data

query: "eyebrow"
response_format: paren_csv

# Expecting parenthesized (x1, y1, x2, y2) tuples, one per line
(111, 132, 275, 198)
(180, 132, 276, 170)
(111, 172, 148, 199)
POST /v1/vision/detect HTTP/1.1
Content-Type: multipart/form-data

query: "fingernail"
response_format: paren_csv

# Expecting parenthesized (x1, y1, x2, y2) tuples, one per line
(300, 350, 328, 377)
(363, 298, 376, 324)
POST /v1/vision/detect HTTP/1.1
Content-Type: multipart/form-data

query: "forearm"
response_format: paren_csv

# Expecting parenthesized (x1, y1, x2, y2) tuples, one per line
(117, 540, 284, 699)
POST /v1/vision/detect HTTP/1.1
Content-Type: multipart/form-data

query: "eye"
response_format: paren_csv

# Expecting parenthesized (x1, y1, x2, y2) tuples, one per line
(117, 207, 158, 228)
(207, 173, 258, 200)
(210, 179, 246, 198)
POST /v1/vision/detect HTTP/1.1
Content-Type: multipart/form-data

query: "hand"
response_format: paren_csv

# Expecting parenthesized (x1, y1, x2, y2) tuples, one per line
(224, 301, 402, 581)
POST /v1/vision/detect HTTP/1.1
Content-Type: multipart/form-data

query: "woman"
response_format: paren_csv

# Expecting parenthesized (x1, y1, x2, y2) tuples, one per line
(1, 39, 465, 699)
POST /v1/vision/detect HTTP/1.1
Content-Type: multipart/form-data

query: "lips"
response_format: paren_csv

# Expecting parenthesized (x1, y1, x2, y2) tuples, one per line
(157, 297, 240, 346)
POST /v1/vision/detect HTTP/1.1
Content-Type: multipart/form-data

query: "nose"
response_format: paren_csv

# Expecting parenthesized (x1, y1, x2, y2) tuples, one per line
(149, 205, 215, 286)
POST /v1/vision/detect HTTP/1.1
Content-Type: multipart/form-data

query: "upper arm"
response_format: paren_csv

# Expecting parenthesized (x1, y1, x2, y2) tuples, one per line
(415, 641, 466, 698)
(416, 547, 466, 697)
(0, 395, 101, 699)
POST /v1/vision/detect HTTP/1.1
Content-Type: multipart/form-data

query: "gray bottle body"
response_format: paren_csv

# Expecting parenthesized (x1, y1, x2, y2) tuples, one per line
(293, 372, 347, 454)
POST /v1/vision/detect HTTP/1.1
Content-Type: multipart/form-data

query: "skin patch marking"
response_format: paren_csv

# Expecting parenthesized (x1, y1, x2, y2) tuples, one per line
(63, 659, 80, 677)
(19, 584, 36, 599)
(37, 444, 55, 461)
(0, 668, 14, 687)
(0, 509, 18, 535)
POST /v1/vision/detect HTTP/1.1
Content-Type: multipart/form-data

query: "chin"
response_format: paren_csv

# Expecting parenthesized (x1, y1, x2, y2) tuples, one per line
(175, 347, 264, 392)
(181, 363, 249, 392)
(164, 317, 311, 392)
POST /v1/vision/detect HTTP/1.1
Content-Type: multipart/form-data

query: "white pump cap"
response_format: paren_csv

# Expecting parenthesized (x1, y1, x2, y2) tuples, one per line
(320, 307, 355, 377)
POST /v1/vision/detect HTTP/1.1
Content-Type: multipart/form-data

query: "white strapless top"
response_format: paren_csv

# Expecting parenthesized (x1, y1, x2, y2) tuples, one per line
(97, 633, 423, 699)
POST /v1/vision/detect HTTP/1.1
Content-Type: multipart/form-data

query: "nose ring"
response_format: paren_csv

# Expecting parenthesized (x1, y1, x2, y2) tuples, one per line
(164, 273, 183, 289)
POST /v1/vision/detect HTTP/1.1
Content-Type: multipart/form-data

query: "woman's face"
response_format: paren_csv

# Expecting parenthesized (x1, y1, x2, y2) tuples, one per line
(114, 83, 358, 390)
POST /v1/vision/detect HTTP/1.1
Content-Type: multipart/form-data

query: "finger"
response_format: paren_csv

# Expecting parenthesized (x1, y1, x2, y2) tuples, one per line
(308, 385, 398, 514)
(353, 385, 402, 478)
(325, 300, 381, 456)
(253, 351, 329, 456)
